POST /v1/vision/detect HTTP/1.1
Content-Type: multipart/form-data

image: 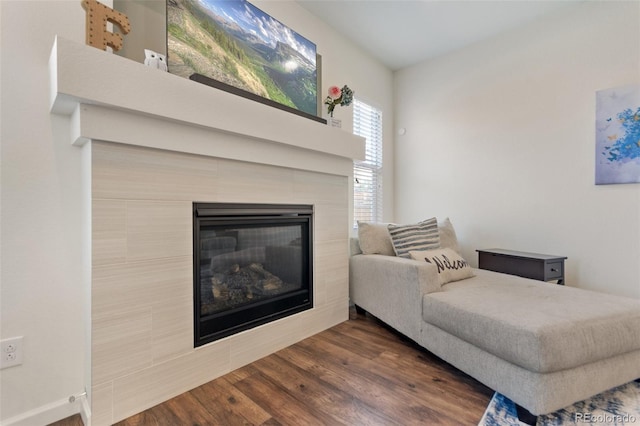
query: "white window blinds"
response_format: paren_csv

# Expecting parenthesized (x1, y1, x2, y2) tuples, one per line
(353, 99, 383, 228)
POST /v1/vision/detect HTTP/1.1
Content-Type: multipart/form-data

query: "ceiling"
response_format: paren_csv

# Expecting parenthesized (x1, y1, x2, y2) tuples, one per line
(296, 0, 580, 70)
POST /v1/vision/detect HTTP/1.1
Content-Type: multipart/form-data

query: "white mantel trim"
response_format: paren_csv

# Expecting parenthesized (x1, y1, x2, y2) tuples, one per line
(49, 36, 365, 164)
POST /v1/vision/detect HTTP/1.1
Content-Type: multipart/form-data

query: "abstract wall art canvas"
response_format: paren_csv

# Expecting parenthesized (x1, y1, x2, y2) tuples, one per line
(595, 85, 640, 185)
(167, 0, 319, 121)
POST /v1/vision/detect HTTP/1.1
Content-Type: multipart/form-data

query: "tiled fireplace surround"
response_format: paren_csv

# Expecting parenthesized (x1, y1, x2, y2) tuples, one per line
(50, 37, 365, 425)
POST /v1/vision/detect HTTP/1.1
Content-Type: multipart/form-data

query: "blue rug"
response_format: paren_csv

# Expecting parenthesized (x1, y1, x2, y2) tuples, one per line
(479, 380, 640, 425)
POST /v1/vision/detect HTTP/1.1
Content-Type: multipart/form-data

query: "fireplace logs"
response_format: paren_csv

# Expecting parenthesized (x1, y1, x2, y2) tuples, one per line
(211, 262, 283, 301)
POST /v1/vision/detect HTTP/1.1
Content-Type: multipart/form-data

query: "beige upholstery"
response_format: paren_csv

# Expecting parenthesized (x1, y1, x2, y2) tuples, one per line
(424, 270, 640, 373)
(350, 232, 640, 415)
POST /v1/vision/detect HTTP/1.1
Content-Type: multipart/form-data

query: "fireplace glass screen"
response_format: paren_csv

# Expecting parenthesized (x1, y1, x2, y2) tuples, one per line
(193, 203, 313, 346)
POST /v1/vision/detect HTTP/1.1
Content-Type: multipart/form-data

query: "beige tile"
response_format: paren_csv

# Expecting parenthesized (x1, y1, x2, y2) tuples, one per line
(312, 298, 350, 330)
(216, 159, 295, 203)
(90, 143, 352, 422)
(92, 200, 127, 266)
(228, 315, 307, 370)
(126, 201, 192, 262)
(323, 274, 349, 304)
(112, 342, 230, 423)
(293, 170, 348, 205)
(152, 294, 193, 363)
(92, 256, 192, 317)
(315, 240, 349, 304)
(92, 307, 153, 384)
(314, 204, 349, 242)
(314, 284, 327, 307)
(90, 381, 114, 426)
(92, 142, 219, 201)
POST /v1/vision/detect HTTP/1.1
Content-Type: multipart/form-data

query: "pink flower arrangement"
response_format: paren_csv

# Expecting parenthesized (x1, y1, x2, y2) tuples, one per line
(324, 85, 354, 117)
(328, 86, 342, 100)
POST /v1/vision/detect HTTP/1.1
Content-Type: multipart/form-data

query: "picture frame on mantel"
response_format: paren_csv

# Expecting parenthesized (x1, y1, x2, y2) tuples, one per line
(167, 0, 325, 123)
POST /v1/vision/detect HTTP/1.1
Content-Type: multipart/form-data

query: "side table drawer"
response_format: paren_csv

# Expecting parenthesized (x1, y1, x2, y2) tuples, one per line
(545, 262, 563, 280)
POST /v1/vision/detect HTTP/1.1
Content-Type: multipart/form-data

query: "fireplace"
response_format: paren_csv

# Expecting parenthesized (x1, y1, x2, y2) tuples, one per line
(193, 203, 314, 346)
(52, 37, 363, 424)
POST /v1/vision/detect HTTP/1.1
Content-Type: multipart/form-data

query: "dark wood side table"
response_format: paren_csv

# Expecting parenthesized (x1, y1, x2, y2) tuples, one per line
(476, 248, 567, 285)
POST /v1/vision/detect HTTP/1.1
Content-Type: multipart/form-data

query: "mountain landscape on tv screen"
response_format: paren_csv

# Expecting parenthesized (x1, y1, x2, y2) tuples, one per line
(168, 0, 318, 116)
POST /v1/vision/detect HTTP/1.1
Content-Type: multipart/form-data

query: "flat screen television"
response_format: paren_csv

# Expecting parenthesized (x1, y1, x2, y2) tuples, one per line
(167, 0, 322, 122)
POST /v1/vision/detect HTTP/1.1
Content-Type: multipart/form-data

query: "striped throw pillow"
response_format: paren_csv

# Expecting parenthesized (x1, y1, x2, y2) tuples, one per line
(388, 218, 440, 258)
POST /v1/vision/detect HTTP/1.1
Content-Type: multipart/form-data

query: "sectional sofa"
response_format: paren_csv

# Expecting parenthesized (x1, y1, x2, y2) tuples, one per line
(349, 219, 640, 421)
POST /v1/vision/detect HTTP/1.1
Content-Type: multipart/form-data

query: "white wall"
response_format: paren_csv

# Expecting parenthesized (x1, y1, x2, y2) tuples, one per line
(0, 0, 393, 422)
(394, 1, 640, 298)
(1, 1, 89, 422)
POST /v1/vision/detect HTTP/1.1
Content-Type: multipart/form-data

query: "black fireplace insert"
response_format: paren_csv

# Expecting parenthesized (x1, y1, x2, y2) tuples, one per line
(193, 203, 313, 347)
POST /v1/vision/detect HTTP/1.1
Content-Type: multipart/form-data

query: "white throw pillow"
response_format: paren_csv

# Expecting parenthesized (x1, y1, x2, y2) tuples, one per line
(438, 217, 460, 254)
(410, 248, 474, 284)
(357, 221, 395, 256)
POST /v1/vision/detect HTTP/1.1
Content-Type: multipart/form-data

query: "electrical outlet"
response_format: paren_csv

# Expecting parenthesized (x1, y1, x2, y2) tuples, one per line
(1, 337, 23, 369)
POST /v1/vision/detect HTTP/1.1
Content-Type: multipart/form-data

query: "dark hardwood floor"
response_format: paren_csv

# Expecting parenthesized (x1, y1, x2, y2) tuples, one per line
(51, 309, 493, 425)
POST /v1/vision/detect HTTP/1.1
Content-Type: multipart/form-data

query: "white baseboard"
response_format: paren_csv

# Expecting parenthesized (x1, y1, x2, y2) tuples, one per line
(1, 393, 89, 426)
(79, 394, 91, 426)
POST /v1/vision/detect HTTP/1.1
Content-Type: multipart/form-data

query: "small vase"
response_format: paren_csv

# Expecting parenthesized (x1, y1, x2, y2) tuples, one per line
(327, 117, 342, 128)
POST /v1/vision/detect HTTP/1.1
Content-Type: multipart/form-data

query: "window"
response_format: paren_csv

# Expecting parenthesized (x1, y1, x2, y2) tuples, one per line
(353, 99, 383, 228)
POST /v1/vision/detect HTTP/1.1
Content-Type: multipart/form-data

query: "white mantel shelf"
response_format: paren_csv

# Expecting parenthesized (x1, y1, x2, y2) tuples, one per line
(49, 36, 365, 164)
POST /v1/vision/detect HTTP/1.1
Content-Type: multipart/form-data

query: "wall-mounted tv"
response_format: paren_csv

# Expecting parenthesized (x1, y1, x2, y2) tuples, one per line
(167, 0, 321, 122)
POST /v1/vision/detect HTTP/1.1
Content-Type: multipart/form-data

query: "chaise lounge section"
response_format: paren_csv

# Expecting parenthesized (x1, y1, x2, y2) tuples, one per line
(349, 219, 640, 418)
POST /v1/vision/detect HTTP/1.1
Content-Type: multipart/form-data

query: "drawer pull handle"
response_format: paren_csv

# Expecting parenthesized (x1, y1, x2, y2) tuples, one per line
(551, 268, 558, 272)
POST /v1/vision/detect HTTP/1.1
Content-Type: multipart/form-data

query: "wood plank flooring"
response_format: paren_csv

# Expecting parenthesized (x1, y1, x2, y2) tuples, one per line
(51, 309, 493, 425)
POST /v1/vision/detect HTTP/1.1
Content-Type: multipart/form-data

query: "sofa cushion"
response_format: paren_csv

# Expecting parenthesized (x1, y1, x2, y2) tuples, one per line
(438, 218, 460, 254)
(422, 269, 640, 373)
(409, 248, 474, 284)
(388, 218, 440, 258)
(357, 221, 395, 256)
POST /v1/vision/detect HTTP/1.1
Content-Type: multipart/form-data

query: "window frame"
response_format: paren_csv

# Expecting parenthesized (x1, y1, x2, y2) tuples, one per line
(352, 98, 383, 228)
